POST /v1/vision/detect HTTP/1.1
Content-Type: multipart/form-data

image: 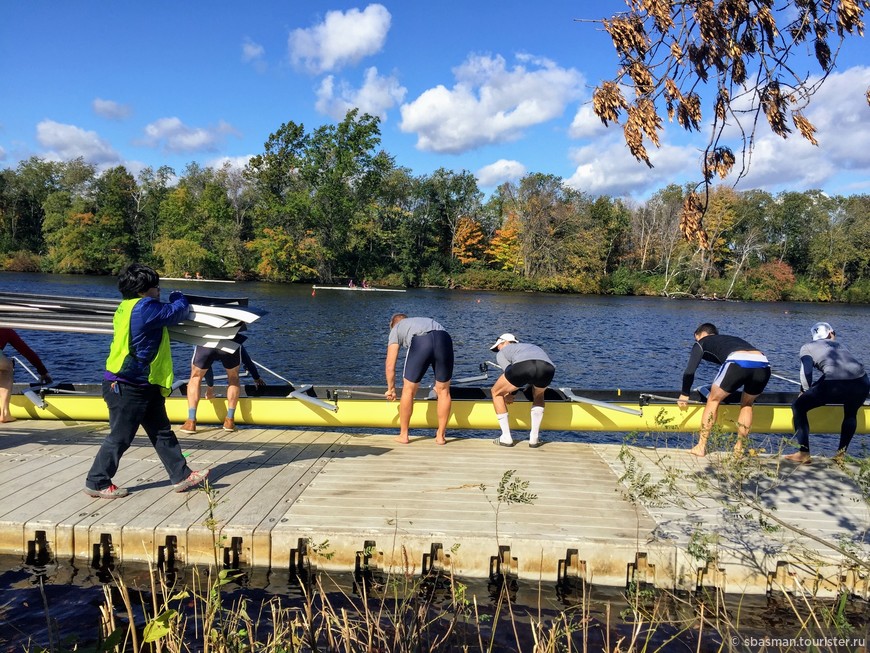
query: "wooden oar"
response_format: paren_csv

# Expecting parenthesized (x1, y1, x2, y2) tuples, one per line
(559, 388, 643, 416)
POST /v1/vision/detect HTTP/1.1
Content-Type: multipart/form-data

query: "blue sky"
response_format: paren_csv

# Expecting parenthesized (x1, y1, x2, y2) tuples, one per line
(2, 1, 869, 199)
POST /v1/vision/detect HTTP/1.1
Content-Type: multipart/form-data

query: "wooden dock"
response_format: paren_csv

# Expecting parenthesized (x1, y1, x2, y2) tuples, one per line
(0, 420, 867, 597)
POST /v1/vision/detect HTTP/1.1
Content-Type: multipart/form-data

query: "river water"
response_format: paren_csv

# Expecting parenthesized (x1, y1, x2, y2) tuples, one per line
(5, 271, 870, 441)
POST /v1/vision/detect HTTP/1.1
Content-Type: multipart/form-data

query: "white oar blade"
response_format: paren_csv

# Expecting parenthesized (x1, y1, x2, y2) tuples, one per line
(559, 388, 643, 416)
(287, 389, 338, 412)
(22, 390, 45, 409)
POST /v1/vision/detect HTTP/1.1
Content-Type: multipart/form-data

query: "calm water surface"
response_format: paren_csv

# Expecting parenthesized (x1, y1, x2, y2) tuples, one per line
(5, 270, 870, 450)
(5, 272, 870, 394)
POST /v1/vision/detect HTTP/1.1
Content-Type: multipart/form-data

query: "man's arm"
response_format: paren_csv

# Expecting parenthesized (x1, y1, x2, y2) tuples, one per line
(385, 343, 400, 400)
(139, 293, 190, 329)
(678, 342, 704, 405)
(799, 354, 814, 391)
(3, 330, 50, 378)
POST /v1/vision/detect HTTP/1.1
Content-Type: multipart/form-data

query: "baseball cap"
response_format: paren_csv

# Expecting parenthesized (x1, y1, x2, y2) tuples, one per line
(811, 322, 834, 340)
(489, 333, 518, 351)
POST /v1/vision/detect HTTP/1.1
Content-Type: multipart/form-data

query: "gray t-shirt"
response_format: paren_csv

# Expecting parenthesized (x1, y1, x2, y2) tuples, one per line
(496, 342, 554, 370)
(388, 317, 445, 349)
(799, 339, 866, 388)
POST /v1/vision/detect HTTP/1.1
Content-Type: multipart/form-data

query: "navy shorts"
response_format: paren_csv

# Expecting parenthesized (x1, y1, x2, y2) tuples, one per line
(712, 362, 770, 395)
(192, 346, 242, 372)
(403, 330, 454, 383)
(505, 360, 556, 388)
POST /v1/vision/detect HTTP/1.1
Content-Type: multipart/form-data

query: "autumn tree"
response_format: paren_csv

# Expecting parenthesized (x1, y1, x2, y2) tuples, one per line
(452, 216, 486, 264)
(486, 212, 523, 273)
(589, 0, 869, 238)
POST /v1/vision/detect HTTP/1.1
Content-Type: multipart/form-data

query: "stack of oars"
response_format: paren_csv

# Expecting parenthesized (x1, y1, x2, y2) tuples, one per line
(0, 291, 264, 354)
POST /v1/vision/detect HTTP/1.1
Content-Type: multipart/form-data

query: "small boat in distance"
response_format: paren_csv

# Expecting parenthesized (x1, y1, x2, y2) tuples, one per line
(311, 285, 406, 293)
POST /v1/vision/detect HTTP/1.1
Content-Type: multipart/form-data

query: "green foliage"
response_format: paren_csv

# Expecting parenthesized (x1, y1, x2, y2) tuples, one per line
(1, 250, 41, 272)
(2, 122, 870, 299)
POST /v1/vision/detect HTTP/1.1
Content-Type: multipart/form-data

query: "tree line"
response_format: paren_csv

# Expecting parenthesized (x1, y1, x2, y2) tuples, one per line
(2, 110, 869, 302)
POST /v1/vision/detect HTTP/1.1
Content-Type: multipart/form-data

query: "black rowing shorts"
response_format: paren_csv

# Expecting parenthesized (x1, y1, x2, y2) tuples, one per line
(403, 330, 454, 384)
(505, 360, 555, 388)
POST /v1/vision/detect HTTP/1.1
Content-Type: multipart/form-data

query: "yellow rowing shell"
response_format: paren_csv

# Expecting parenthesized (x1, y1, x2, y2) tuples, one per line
(8, 387, 869, 434)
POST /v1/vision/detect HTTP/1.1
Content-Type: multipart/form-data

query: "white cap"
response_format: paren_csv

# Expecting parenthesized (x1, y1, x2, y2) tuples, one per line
(811, 322, 834, 340)
(489, 333, 518, 351)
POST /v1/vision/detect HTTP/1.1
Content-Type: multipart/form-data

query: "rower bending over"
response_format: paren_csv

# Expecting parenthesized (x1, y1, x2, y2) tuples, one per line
(679, 323, 770, 457)
(489, 334, 555, 448)
(384, 314, 454, 445)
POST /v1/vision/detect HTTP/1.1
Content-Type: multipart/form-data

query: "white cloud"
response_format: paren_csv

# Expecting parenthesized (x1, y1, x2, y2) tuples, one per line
(716, 66, 870, 191)
(399, 53, 584, 154)
(36, 120, 121, 165)
(562, 66, 870, 197)
(315, 67, 406, 121)
(289, 4, 390, 74)
(568, 103, 609, 139)
(207, 154, 254, 171)
(0, 145, 5, 161)
(242, 38, 265, 62)
(565, 138, 696, 197)
(476, 159, 526, 187)
(142, 117, 237, 153)
(92, 98, 132, 120)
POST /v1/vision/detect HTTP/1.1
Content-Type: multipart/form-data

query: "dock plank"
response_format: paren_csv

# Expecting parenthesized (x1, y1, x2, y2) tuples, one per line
(0, 420, 867, 595)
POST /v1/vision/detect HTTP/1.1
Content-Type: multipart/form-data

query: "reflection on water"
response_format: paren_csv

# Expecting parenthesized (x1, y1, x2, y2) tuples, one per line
(5, 272, 870, 448)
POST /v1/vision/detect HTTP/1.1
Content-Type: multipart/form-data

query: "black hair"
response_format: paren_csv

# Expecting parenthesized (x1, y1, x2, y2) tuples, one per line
(695, 322, 718, 337)
(118, 263, 159, 299)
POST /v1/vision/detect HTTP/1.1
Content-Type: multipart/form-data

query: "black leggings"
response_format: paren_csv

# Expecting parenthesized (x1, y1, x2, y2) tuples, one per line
(792, 375, 870, 452)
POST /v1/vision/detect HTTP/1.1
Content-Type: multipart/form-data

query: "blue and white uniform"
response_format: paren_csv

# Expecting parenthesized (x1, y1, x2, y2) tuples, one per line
(682, 334, 770, 396)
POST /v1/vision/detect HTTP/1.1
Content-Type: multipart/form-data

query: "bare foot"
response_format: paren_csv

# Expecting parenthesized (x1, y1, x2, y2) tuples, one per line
(435, 437, 447, 445)
(783, 452, 812, 464)
(394, 436, 410, 444)
(0, 415, 16, 423)
(688, 445, 706, 457)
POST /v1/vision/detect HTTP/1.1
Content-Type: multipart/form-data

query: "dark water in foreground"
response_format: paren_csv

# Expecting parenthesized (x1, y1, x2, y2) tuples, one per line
(2, 555, 867, 652)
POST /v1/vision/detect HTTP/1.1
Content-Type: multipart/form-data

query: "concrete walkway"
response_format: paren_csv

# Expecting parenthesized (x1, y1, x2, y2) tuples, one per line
(0, 420, 867, 596)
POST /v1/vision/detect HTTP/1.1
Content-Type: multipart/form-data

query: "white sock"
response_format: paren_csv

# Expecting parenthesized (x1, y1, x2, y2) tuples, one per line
(529, 406, 544, 442)
(497, 413, 512, 441)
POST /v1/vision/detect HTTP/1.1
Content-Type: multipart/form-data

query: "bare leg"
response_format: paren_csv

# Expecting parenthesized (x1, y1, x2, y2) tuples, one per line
(433, 379, 451, 445)
(733, 393, 760, 456)
(491, 375, 519, 443)
(0, 357, 15, 423)
(396, 379, 420, 444)
(529, 386, 546, 443)
(226, 367, 241, 411)
(187, 365, 207, 414)
(690, 385, 728, 457)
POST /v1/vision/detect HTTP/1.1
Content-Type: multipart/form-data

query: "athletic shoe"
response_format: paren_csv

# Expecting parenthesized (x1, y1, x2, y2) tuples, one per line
(529, 441, 543, 449)
(173, 469, 210, 492)
(84, 484, 129, 499)
(493, 437, 516, 447)
(179, 419, 197, 434)
(223, 418, 236, 431)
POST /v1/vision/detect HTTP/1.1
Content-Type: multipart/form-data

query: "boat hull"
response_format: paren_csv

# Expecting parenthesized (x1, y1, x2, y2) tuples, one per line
(8, 385, 870, 434)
